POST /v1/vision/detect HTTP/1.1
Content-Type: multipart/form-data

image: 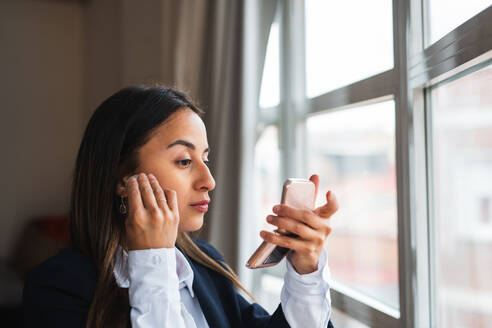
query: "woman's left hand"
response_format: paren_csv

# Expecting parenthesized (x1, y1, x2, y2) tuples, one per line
(260, 174, 338, 275)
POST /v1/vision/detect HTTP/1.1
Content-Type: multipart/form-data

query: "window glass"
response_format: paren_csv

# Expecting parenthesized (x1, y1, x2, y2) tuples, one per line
(305, 0, 393, 98)
(254, 125, 281, 238)
(427, 0, 490, 45)
(429, 63, 492, 327)
(331, 308, 371, 328)
(256, 274, 283, 314)
(252, 125, 283, 310)
(259, 21, 280, 108)
(307, 100, 399, 308)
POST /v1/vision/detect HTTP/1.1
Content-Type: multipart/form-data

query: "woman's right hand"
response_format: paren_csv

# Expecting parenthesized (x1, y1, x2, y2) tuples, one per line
(125, 173, 179, 250)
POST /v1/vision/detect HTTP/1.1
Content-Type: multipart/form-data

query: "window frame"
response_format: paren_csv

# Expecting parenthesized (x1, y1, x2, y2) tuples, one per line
(246, 0, 492, 327)
(423, 58, 492, 327)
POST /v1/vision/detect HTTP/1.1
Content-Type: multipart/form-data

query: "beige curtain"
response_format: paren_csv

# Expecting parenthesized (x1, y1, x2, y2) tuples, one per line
(169, 0, 278, 272)
(161, 0, 245, 269)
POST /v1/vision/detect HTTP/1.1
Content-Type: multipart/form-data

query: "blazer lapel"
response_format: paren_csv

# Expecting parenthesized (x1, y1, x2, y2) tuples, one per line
(179, 250, 230, 328)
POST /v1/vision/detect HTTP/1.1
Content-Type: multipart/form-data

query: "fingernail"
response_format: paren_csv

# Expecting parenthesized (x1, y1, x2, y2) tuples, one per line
(266, 216, 273, 223)
(260, 231, 266, 238)
(148, 174, 155, 180)
(273, 205, 280, 213)
(125, 174, 139, 186)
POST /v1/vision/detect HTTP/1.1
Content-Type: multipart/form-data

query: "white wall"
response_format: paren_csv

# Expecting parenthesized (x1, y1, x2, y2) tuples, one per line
(0, 0, 85, 258)
(0, 0, 182, 259)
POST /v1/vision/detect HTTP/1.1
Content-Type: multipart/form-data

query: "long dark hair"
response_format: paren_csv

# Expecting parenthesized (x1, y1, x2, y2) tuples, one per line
(69, 85, 253, 327)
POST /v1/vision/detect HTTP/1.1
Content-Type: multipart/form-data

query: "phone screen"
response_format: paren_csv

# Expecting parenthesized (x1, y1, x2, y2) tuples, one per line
(262, 246, 290, 264)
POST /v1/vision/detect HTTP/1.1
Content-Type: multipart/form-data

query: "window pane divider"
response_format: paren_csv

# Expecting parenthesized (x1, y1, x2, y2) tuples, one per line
(395, 0, 417, 327)
(307, 69, 397, 114)
(331, 283, 400, 328)
(408, 5, 492, 88)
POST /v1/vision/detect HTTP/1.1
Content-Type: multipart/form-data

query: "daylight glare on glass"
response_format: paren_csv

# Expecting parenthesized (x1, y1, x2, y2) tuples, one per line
(304, 0, 394, 98)
(427, 0, 490, 45)
(307, 100, 399, 308)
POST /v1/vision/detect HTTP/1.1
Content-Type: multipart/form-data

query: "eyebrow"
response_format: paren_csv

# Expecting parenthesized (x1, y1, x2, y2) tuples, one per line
(167, 139, 210, 153)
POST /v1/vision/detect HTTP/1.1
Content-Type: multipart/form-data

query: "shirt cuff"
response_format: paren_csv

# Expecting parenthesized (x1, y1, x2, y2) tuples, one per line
(281, 247, 332, 327)
(284, 247, 331, 297)
(128, 248, 179, 306)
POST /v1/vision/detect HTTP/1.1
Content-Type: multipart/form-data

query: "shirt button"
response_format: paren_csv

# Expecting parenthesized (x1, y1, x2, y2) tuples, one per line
(152, 255, 161, 265)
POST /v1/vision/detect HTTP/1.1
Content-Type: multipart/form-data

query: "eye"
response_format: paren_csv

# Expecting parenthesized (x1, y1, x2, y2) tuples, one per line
(176, 159, 192, 168)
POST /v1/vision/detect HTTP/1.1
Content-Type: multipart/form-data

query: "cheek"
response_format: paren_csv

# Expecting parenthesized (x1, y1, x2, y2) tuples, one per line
(146, 169, 190, 214)
(176, 194, 188, 213)
(172, 183, 186, 201)
(166, 185, 189, 214)
(150, 172, 185, 202)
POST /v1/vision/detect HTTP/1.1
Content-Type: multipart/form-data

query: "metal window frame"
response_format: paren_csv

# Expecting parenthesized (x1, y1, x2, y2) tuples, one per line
(423, 57, 492, 328)
(256, 0, 404, 326)
(252, 1, 492, 327)
(409, 3, 492, 328)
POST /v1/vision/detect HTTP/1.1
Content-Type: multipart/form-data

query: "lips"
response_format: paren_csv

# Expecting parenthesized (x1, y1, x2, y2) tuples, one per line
(190, 200, 210, 213)
(190, 200, 210, 206)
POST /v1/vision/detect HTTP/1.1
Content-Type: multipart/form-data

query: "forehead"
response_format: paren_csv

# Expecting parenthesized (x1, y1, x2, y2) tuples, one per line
(152, 108, 208, 145)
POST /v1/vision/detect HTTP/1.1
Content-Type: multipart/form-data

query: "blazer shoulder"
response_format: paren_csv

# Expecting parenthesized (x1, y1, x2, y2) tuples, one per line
(24, 248, 97, 303)
(23, 248, 97, 327)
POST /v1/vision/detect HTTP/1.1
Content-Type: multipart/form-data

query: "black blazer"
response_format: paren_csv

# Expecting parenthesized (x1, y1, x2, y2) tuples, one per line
(23, 239, 334, 327)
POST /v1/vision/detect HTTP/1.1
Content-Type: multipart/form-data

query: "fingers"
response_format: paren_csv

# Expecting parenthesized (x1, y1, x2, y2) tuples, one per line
(126, 173, 177, 213)
(123, 174, 179, 250)
(314, 190, 339, 218)
(309, 174, 319, 201)
(137, 173, 158, 209)
(163, 189, 178, 213)
(267, 215, 318, 240)
(260, 230, 312, 253)
(272, 204, 322, 230)
(148, 174, 168, 209)
(126, 176, 143, 213)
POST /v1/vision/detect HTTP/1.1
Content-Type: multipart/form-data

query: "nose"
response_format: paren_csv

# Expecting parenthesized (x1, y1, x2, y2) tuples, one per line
(194, 161, 216, 192)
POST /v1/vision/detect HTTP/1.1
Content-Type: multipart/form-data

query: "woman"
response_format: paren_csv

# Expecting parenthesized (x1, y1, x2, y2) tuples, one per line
(23, 86, 338, 327)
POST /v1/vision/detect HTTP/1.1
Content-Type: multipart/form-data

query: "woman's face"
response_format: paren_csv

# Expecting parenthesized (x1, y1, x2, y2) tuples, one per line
(131, 107, 215, 232)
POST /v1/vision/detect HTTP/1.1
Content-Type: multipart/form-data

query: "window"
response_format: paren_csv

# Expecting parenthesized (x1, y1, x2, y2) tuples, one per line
(305, 0, 394, 97)
(253, 125, 282, 279)
(428, 63, 492, 327)
(307, 101, 399, 309)
(426, 0, 491, 45)
(259, 19, 280, 108)
(244, 0, 492, 326)
(331, 308, 370, 328)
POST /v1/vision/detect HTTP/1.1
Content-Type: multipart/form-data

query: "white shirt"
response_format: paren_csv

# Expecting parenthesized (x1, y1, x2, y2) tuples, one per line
(113, 245, 332, 327)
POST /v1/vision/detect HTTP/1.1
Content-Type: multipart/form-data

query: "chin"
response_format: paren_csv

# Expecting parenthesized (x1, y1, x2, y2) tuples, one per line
(179, 214, 204, 232)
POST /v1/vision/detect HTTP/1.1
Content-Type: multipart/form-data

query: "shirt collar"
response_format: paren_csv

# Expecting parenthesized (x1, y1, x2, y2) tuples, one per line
(113, 246, 195, 297)
(175, 247, 195, 297)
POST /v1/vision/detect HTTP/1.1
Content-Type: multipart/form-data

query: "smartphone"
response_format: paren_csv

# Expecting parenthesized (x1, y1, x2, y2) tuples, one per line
(245, 178, 315, 269)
